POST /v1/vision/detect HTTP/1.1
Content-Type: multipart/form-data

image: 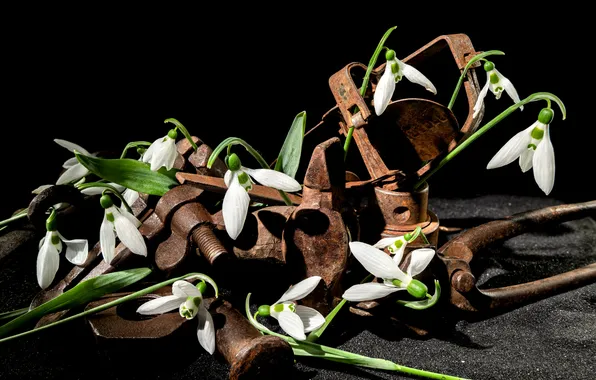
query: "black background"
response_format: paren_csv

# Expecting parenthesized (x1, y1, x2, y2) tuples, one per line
(1, 7, 594, 216)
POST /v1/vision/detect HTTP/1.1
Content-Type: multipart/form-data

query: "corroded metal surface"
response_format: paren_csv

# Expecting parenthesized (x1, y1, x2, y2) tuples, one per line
(438, 200, 596, 313)
(283, 137, 349, 314)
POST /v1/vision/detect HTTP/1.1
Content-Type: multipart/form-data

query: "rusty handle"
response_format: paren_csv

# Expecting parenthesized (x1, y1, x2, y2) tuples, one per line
(205, 298, 294, 380)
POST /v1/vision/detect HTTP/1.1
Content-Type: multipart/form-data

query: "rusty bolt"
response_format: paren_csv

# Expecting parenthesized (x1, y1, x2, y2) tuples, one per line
(192, 224, 227, 264)
(451, 270, 476, 293)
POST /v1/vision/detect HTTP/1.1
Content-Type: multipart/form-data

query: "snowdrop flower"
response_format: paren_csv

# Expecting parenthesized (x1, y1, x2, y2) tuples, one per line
(473, 61, 522, 118)
(99, 194, 147, 264)
(137, 280, 215, 354)
(80, 183, 126, 196)
(142, 129, 180, 171)
(54, 139, 94, 185)
(343, 242, 435, 302)
(372, 227, 422, 263)
(223, 153, 302, 240)
(374, 49, 437, 116)
(37, 210, 89, 289)
(256, 276, 325, 341)
(487, 108, 556, 195)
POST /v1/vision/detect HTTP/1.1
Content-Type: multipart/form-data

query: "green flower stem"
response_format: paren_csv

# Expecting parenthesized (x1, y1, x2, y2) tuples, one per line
(420, 232, 430, 245)
(119, 141, 151, 159)
(0, 209, 28, 228)
(343, 26, 397, 160)
(0, 308, 28, 323)
(165, 118, 198, 151)
(246, 294, 466, 380)
(207, 137, 293, 206)
(447, 50, 505, 110)
(77, 182, 133, 213)
(414, 92, 566, 191)
(0, 272, 217, 344)
(307, 274, 373, 343)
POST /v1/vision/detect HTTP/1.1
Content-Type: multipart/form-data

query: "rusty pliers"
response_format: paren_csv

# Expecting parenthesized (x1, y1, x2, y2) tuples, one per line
(437, 200, 596, 314)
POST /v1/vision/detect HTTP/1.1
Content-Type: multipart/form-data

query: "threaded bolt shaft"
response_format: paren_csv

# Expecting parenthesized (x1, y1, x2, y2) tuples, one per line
(192, 224, 227, 264)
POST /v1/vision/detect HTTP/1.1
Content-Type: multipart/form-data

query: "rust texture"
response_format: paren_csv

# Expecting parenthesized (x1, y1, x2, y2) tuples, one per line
(282, 137, 349, 314)
(438, 200, 596, 313)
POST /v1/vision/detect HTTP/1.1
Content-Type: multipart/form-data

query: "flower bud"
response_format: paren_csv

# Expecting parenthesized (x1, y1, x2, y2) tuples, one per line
(196, 281, 207, 295)
(100, 194, 114, 209)
(258, 304, 271, 316)
(167, 129, 178, 140)
(483, 61, 495, 72)
(227, 153, 241, 171)
(385, 49, 396, 61)
(406, 279, 428, 299)
(538, 108, 554, 124)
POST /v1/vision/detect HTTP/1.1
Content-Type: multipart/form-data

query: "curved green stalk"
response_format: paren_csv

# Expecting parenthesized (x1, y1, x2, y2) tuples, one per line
(0, 272, 217, 344)
(447, 50, 505, 110)
(165, 118, 198, 151)
(119, 141, 151, 159)
(245, 293, 467, 380)
(0, 209, 28, 228)
(414, 92, 566, 190)
(344, 26, 397, 160)
(207, 137, 293, 206)
(76, 182, 133, 213)
(0, 308, 28, 323)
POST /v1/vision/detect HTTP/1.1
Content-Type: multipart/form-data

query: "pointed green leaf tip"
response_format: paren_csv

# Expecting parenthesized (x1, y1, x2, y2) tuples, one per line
(275, 111, 306, 178)
(75, 152, 179, 196)
(0, 268, 151, 338)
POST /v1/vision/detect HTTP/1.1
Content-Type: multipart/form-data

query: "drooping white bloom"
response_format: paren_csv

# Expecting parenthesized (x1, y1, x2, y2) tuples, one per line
(265, 276, 325, 341)
(374, 49, 437, 116)
(99, 195, 147, 264)
(37, 228, 89, 289)
(142, 130, 180, 171)
(473, 61, 522, 118)
(80, 183, 126, 196)
(54, 139, 95, 185)
(137, 280, 215, 354)
(342, 242, 435, 302)
(373, 227, 422, 263)
(487, 108, 556, 195)
(223, 153, 302, 240)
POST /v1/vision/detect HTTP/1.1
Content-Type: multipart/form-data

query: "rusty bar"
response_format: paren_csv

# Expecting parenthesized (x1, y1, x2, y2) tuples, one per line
(176, 173, 302, 205)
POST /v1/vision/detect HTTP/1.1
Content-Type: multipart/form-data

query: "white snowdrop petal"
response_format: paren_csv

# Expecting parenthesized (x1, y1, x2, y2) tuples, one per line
(373, 237, 399, 249)
(222, 175, 250, 240)
(100, 215, 116, 264)
(278, 311, 307, 341)
(136, 295, 184, 315)
(342, 282, 404, 302)
(473, 82, 490, 119)
(242, 167, 302, 192)
(276, 276, 322, 304)
(224, 170, 233, 187)
(401, 62, 437, 94)
(122, 188, 140, 206)
(349, 241, 405, 281)
(197, 306, 216, 355)
(374, 65, 396, 116)
(142, 137, 163, 163)
(162, 139, 179, 171)
(533, 128, 555, 195)
(172, 280, 203, 298)
(487, 124, 535, 169)
(407, 248, 435, 277)
(519, 149, 534, 173)
(117, 207, 142, 228)
(113, 212, 147, 257)
(54, 139, 91, 156)
(63, 156, 80, 168)
(56, 164, 90, 185)
(392, 244, 406, 265)
(494, 69, 523, 110)
(295, 305, 326, 333)
(60, 236, 89, 265)
(37, 238, 60, 289)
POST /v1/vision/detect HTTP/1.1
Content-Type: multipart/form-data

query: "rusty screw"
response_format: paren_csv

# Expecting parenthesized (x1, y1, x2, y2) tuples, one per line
(192, 224, 227, 264)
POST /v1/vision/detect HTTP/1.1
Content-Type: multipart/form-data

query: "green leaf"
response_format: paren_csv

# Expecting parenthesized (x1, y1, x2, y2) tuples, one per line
(274, 111, 306, 178)
(0, 308, 28, 323)
(0, 268, 151, 338)
(397, 280, 441, 310)
(75, 153, 179, 196)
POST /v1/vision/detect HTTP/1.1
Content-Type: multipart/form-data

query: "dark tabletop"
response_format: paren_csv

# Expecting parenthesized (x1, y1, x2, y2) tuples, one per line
(1, 194, 595, 380)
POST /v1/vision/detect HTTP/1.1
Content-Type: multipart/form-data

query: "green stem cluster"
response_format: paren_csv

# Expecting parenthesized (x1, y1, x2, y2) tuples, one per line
(76, 182, 133, 213)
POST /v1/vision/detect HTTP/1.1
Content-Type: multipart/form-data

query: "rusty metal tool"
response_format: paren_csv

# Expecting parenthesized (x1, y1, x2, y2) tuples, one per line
(85, 288, 294, 380)
(438, 200, 596, 314)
